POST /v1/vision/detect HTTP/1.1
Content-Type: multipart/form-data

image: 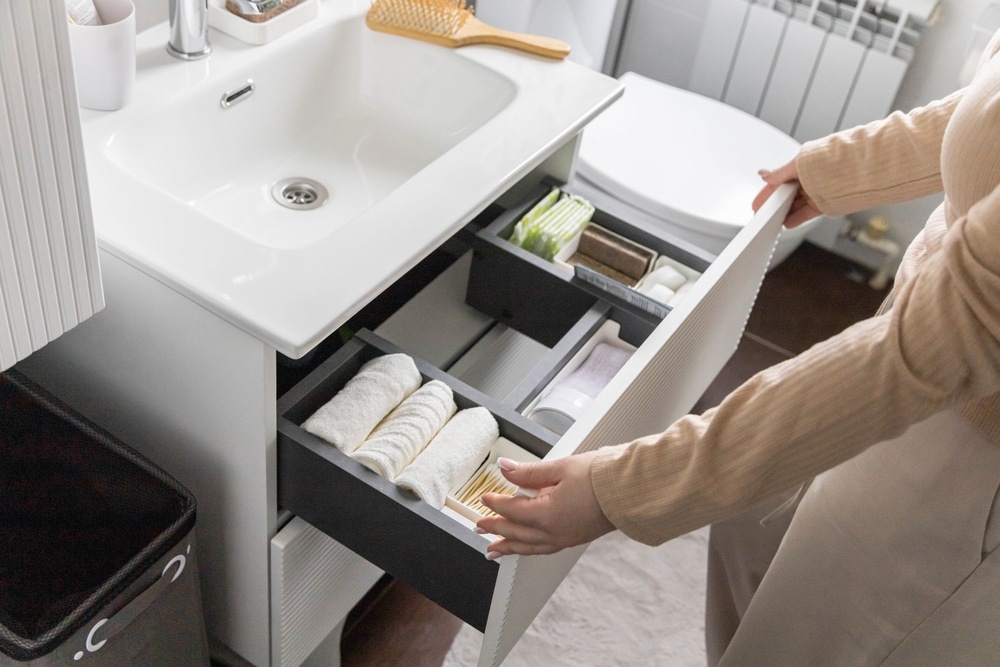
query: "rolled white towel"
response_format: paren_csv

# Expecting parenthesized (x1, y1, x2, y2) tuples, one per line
(302, 353, 422, 454)
(395, 407, 499, 509)
(351, 380, 457, 479)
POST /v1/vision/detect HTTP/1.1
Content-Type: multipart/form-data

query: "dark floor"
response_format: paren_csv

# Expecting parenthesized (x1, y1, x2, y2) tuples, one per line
(336, 241, 892, 666)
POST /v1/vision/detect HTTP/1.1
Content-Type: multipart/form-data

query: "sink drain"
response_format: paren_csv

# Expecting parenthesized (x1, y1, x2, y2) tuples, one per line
(271, 178, 328, 211)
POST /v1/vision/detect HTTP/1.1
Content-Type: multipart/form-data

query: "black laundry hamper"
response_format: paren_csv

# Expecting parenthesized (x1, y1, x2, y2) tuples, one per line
(0, 370, 209, 666)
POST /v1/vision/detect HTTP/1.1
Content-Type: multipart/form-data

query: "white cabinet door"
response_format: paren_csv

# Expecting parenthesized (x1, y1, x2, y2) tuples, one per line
(0, 0, 103, 371)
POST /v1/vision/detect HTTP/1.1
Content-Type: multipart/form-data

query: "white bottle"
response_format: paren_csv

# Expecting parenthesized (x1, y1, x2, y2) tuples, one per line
(66, 0, 102, 25)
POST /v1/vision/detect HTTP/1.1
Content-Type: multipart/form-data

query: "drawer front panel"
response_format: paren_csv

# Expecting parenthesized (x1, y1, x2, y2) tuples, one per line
(478, 183, 794, 667)
(270, 517, 382, 667)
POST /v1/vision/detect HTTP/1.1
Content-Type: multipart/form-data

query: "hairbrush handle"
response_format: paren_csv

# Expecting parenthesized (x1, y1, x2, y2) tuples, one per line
(457, 16, 570, 60)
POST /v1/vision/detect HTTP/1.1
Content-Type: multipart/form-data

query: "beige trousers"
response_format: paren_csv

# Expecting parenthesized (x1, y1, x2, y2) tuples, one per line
(706, 409, 1000, 666)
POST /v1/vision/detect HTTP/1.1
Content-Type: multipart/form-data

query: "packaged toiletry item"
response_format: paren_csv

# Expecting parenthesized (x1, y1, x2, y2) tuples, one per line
(509, 189, 595, 261)
(575, 224, 654, 280)
(66, 0, 102, 25)
(527, 342, 633, 435)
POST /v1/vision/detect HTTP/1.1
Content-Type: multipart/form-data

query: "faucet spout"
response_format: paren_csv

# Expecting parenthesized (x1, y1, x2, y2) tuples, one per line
(167, 0, 212, 60)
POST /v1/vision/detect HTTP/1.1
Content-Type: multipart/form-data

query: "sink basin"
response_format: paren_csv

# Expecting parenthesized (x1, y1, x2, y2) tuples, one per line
(81, 0, 621, 357)
(107, 16, 515, 250)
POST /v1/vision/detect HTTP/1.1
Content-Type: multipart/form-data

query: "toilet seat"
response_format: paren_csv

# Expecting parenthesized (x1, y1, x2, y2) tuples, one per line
(576, 72, 803, 243)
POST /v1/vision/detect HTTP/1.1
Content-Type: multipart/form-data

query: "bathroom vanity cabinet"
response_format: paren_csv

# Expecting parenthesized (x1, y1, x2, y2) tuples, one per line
(17, 160, 793, 667)
(13, 5, 791, 662)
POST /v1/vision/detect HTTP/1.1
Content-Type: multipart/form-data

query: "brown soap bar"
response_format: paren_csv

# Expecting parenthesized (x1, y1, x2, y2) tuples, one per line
(567, 253, 639, 287)
(576, 225, 654, 280)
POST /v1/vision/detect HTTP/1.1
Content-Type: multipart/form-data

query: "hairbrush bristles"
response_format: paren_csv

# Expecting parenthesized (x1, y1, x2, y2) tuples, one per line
(367, 0, 472, 37)
(365, 0, 571, 59)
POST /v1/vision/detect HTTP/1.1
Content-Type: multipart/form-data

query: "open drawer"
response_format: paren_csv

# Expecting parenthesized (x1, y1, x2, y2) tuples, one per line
(276, 182, 794, 667)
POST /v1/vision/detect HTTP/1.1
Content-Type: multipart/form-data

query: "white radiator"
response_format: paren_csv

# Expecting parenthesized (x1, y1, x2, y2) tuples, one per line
(0, 0, 104, 371)
(687, 0, 924, 141)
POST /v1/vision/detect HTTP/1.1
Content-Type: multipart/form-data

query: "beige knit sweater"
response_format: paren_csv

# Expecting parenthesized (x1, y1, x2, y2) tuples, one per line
(591, 33, 1000, 546)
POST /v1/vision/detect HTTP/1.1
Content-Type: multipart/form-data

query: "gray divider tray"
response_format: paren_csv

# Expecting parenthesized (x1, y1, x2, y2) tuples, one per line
(276, 329, 557, 632)
(467, 181, 716, 347)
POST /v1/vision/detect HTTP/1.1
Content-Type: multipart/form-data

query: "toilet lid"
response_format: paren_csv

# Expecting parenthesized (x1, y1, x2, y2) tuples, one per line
(576, 72, 801, 237)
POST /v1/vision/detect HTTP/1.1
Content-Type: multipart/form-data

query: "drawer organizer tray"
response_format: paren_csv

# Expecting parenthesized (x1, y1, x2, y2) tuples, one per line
(468, 181, 716, 347)
(277, 180, 795, 667)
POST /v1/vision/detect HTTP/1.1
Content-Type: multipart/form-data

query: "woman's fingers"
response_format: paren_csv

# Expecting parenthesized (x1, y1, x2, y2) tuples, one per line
(753, 158, 821, 227)
(784, 191, 822, 228)
(751, 181, 779, 213)
(476, 493, 561, 557)
(493, 456, 561, 491)
(752, 164, 798, 213)
(479, 490, 547, 531)
(486, 539, 561, 560)
(476, 488, 554, 542)
(474, 451, 615, 558)
(761, 160, 799, 185)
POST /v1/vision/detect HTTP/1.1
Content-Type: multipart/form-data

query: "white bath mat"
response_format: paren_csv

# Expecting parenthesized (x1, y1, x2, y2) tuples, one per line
(443, 527, 709, 666)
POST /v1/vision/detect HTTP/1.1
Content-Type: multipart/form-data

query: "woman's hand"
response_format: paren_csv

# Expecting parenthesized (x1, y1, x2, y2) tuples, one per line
(475, 451, 615, 559)
(753, 158, 821, 228)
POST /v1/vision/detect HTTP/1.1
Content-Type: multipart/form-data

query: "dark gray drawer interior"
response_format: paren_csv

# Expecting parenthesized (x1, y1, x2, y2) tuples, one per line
(277, 330, 555, 631)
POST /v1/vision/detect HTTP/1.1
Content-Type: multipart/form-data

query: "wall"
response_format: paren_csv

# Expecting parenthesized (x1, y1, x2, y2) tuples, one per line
(136, 0, 169, 32)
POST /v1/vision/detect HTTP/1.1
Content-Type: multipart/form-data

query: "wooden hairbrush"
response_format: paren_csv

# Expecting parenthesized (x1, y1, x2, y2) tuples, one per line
(366, 0, 571, 60)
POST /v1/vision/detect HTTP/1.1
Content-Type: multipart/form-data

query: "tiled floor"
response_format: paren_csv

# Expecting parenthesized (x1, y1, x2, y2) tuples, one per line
(336, 241, 892, 666)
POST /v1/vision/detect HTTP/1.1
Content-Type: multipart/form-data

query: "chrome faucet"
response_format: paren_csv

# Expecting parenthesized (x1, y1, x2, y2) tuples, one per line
(167, 0, 211, 60)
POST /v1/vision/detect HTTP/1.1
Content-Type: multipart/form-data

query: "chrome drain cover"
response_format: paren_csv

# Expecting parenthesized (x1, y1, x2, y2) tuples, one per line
(271, 177, 328, 211)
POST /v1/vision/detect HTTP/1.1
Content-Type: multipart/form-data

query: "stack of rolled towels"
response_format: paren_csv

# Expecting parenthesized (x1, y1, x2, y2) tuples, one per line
(301, 353, 499, 509)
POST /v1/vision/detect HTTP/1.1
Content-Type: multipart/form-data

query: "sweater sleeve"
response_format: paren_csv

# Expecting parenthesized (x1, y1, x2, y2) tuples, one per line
(796, 89, 963, 217)
(590, 180, 1000, 546)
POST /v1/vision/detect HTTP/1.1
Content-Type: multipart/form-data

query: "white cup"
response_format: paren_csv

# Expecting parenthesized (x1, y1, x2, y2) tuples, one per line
(68, 0, 136, 111)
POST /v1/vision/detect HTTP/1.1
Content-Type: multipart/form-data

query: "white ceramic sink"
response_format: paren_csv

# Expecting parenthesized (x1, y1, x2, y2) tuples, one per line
(81, 0, 621, 356)
(106, 15, 515, 250)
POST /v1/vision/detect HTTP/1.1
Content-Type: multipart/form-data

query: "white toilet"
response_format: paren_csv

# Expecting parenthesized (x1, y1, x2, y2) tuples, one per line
(475, 0, 820, 267)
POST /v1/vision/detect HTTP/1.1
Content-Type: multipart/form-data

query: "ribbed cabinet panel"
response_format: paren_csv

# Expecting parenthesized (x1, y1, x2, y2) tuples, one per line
(270, 517, 383, 667)
(0, 0, 103, 371)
